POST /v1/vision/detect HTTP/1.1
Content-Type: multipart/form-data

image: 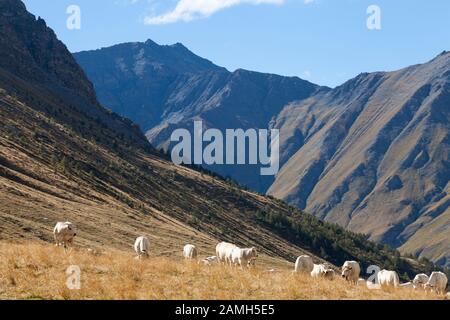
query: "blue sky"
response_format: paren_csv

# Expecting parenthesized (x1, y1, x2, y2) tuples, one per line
(23, 0, 450, 87)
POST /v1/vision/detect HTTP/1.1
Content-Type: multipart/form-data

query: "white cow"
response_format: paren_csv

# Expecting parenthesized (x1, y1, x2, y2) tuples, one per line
(294, 255, 314, 273)
(311, 264, 335, 280)
(377, 270, 400, 287)
(134, 236, 150, 259)
(183, 244, 198, 260)
(53, 222, 77, 249)
(231, 247, 258, 268)
(412, 273, 429, 290)
(341, 261, 361, 284)
(199, 256, 218, 266)
(326, 269, 336, 280)
(425, 272, 448, 294)
(216, 242, 237, 265)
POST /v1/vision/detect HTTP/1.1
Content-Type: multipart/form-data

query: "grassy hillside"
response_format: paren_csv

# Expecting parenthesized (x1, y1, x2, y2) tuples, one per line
(0, 82, 447, 282)
(0, 243, 445, 300)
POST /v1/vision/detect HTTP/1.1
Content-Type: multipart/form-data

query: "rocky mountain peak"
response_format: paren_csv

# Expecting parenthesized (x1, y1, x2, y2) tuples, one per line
(0, 0, 26, 15)
(0, 0, 97, 103)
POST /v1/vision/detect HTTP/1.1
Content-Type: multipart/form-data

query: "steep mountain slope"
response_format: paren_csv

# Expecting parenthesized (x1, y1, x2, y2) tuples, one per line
(0, 0, 432, 278)
(0, 0, 148, 147)
(75, 44, 324, 192)
(268, 53, 450, 266)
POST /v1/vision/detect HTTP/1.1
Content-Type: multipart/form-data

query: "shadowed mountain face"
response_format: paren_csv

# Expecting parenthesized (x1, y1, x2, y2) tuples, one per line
(0, 0, 95, 102)
(3, 0, 430, 277)
(0, 0, 148, 147)
(75, 39, 450, 266)
(75, 45, 323, 192)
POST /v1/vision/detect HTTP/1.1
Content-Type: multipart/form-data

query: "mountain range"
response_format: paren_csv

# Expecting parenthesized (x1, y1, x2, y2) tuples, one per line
(1, 0, 434, 278)
(75, 41, 450, 266)
(75, 42, 323, 192)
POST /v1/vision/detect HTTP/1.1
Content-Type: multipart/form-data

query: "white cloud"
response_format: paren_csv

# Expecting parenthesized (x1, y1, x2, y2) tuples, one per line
(144, 0, 285, 25)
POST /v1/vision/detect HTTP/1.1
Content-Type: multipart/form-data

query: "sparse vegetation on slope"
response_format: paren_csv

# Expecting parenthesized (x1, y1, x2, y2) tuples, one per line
(3, 85, 445, 282)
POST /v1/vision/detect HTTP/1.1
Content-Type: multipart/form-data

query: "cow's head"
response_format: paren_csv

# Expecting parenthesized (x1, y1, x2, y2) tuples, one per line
(342, 265, 352, 279)
(424, 283, 433, 289)
(325, 269, 335, 280)
(64, 223, 76, 235)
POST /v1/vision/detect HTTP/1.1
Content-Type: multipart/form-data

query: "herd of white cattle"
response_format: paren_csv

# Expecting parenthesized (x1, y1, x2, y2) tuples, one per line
(54, 221, 449, 296)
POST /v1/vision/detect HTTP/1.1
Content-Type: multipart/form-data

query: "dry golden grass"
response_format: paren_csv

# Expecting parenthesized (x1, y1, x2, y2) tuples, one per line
(0, 242, 446, 300)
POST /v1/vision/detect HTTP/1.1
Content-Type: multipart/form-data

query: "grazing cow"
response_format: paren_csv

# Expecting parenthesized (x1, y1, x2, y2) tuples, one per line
(183, 244, 198, 260)
(231, 247, 258, 268)
(425, 272, 448, 294)
(216, 242, 237, 265)
(412, 273, 429, 290)
(294, 255, 314, 273)
(53, 222, 77, 249)
(325, 269, 336, 280)
(311, 264, 335, 280)
(134, 236, 150, 259)
(377, 270, 400, 287)
(199, 256, 218, 266)
(341, 261, 361, 284)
